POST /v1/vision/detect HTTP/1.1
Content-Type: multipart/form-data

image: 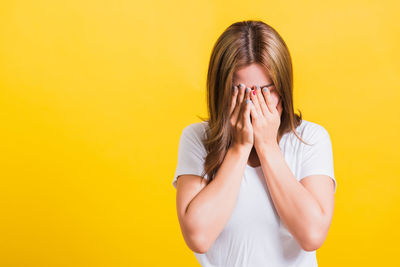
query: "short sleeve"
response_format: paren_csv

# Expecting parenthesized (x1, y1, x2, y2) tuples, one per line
(172, 123, 209, 189)
(299, 125, 337, 193)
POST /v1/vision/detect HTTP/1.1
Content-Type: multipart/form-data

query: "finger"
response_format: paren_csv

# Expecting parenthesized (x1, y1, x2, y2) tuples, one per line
(243, 98, 252, 128)
(238, 83, 246, 104)
(249, 98, 259, 124)
(229, 85, 239, 115)
(237, 86, 251, 126)
(262, 86, 275, 114)
(270, 87, 279, 114)
(255, 85, 269, 116)
(249, 86, 262, 116)
(235, 83, 246, 111)
(231, 83, 245, 123)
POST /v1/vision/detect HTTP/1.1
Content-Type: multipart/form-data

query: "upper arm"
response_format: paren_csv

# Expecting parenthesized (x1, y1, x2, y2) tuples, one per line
(299, 124, 337, 193)
(298, 123, 337, 247)
(175, 174, 207, 222)
(173, 123, 209, 219)
(300, 174, 335, 250)
(172, 123, 210, 252)
(300, 174, 335, 221)
(172, 123, 209, 189)
(175, 174, 208, 253)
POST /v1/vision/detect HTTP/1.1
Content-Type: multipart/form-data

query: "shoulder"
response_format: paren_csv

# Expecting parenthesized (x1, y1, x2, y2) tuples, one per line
(181, 121, 208, 141)
(179, 121, 209, 153)
(296, 119, 331, 144)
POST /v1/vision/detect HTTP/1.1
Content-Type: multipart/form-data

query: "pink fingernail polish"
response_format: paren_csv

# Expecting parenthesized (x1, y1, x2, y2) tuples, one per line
(252, 90, 256, 95)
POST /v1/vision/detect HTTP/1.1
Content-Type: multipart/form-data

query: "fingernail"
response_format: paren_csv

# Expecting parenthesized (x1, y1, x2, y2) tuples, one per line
(239, 83, 245, 89)
(256, 85, 260, 90)
(246, 99, 252, 104)
(246, 87, 250, 93)
(252, 90, 256, 95)
(232, 85, 237, 92)
(263, 87, 268, 93)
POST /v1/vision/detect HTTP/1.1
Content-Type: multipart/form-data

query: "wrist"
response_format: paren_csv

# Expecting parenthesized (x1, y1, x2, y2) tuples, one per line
(256, 142, 281, 156)
(230, 144, 252, 155)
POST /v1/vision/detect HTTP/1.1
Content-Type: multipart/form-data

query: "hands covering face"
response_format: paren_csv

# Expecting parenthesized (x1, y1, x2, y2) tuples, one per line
(248, 84, 282, 149)
(230, 83, 283, 150)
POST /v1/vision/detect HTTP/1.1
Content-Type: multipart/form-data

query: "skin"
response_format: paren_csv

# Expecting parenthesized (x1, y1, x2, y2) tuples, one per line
(235, 63, 336, 251)
(231, 63, 282, 167)
(175, 63, 335, 253)
(175, 93, 253, 253)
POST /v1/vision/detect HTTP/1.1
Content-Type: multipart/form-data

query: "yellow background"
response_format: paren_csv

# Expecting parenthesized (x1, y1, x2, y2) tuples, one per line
(1, 0, 399, 266)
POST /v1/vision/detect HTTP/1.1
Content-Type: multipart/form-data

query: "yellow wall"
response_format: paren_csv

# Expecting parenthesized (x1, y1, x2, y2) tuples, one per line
(0, 0, 399, 266)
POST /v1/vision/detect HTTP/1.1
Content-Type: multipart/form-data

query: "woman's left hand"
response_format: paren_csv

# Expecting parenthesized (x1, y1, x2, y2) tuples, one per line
(248, 85, 282, 150)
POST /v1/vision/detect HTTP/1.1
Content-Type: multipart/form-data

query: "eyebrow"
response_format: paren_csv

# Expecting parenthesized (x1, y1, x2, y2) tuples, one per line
(261, 83, 274, 88)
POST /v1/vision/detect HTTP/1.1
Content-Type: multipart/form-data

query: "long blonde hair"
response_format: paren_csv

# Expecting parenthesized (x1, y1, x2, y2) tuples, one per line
(197, 20, 308, 184)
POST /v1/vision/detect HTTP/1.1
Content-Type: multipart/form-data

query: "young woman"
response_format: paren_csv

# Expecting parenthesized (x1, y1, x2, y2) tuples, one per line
(172, 20, 337, 267)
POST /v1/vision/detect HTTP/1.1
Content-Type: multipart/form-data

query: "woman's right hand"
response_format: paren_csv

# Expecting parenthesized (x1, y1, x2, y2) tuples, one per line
(229, 83, 254, 151)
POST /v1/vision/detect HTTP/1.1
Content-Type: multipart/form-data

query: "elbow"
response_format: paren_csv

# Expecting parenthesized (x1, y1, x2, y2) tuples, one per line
(181, 218, 211, 254)
(300, 229, 327, 252)
(180, 214, 214, 254)
(186, 231, 211, 254)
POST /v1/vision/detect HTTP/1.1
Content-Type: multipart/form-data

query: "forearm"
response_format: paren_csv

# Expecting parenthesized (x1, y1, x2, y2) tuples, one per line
(185, 145, 251, 249)
(257, 144, 324, 249)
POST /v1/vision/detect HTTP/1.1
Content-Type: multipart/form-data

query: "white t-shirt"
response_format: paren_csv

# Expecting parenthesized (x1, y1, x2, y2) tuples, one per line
(172, 119, 337, 267)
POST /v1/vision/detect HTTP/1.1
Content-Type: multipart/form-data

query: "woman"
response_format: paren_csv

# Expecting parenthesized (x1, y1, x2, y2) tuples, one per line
(172, 20, 337, 267)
